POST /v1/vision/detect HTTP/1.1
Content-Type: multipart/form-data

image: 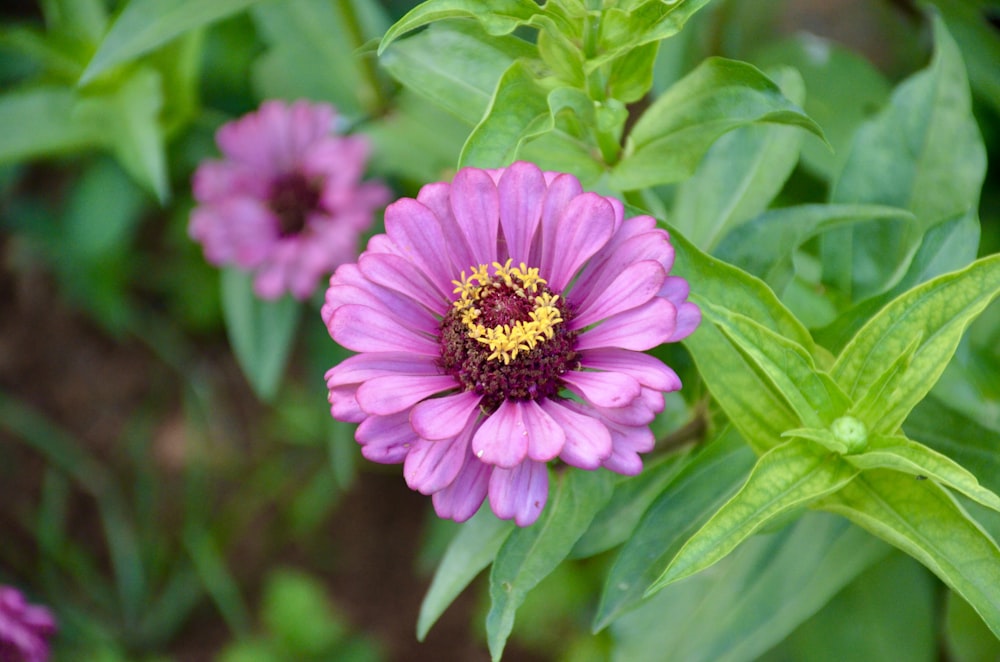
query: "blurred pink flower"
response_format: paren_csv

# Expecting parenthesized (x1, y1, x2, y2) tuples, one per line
(323, 162, 700, 526)
(190, 100, 390, 300)
(0, 586, 56, 662)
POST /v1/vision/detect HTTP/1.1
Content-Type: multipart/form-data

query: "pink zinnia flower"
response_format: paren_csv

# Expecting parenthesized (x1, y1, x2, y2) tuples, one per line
(322, 162, 700, 526)
(0, 586, 56, 662)
(190, 99, 390, 300)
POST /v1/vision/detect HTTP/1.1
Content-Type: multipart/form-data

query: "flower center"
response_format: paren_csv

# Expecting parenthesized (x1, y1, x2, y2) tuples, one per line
(438, 259, 579, 411)
(269, 172, 322, 236)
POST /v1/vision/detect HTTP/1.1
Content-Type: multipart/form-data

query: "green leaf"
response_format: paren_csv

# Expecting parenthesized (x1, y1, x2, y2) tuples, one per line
(933, 1, 1000, 117)
(824, 14, 986, 301)
(41, 0, 109, 43)
(593, 428, 756, 630)
(666, 227, 814, 452)
(704, 304, 851, 428)
(486, 468, 613, 661)
(611, 513, 890, 662)
(76, 67, 169, 202)
(220, 268, 302, 402)
(378, 0, 542, 54)
(713, 204, 914, 293)
(417, 507, 514, 641)
(762, 553, 936, 662)
(251, 0, 390, 118)
(0, 87, 100, 162)
(671, 66, 806, 251)
(846, 433, 1000, 513)
(80, 0, 266, 84)
(818, 469, 1000, 639)
(815, 211, 981, 354)
(571, 449, 691, 559)
(379, 21, 534, 125)
(649, 441, 858, 592)
(459, 59, 550, 168)
(905, 396, 1000, 496)
(261, 570, 346, 655)
(594, 0, 712, 70)
(610, 58, 824, 190)
(831, 254, 1000, 435)
(945, 590, 1000, 662)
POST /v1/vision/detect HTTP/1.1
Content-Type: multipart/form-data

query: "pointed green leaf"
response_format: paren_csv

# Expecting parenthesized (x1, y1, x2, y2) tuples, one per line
(649, 441, 859, 592)
(378, 0, 542, 54)
(832, 254, 1000, 435)
(847, 433, 1000, 513)
(610, 58, 824, 190)
(0, 87, 100, 162)
(672, 66, 806, 251)
(487, 468, 613, 661)
(594, 0, 712, 70)
(417, 507, 514, 641)
(80, 0, 267, 84)
(713, 204, 914, 292)
(571, 449, 692, 559)
(459, 59, 550, 168)
(220, 268, 302, 402)
(41, 0, 108, 43)
(818, 469, 1000, 639)
(782, 427, 850, 455)
(824, 15, 986, 301)
(594, 428, 756, 630)
(815, 211, 981, 354)
(848, 335, 921, 426)
(705, 304, 851, 428)
(668, 227, 814, 452)
(611, 513, 890, 662)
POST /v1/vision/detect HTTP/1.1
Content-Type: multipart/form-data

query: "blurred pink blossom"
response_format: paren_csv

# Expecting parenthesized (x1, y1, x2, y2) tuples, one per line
(0, 586, 56, 662)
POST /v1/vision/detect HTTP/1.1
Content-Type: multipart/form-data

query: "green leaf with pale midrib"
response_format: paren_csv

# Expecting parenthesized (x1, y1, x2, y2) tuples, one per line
(648, 441, 859, 592)
(818, 469, 1000, 639)
(378, 0, 542, 55)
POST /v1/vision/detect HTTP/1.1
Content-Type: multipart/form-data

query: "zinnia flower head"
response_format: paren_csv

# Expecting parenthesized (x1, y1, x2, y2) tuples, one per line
(323, 162, 700, 526)
(0, 586, 56, 662)
(190, 99, 390, 300)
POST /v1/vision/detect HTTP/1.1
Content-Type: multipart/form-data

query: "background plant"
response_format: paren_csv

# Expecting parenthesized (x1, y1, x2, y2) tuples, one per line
(1, 0, 998, 660)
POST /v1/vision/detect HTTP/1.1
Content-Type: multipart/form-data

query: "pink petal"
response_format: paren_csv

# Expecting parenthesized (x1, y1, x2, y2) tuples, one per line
(497, 161, 546, 264)
(576, 298, 677, 351)
(325, 352, 440, 388)
(571, 229, 674, 309)
(418, 181, 476, 270)
(411, 391, 484, 440)
(356, 374, 457, 415)
(359, 252, 449, 314)
(571, 260, 667, 328)
(383, 198, 455, 292)
(355, 411, 416, 464)
(595, 387, 664, 425)
(541, 399, 612, 469)
(602, 422, 655, 476)
(530, 172, 583, 267)
(489, 460, 549, 526)
(324, 282, 439, 335)
(578, 348, 681, 391)
(328, 385, 365, 423)
(449, 167, 500, 267)
(471, 399, 529, 468)
(432, 448, 492, 522)
(328, 304, 439, 355)
(522, 398, 566, 462)
(404, 433, 470, 494)
(540, 193, 615, 292)
(671, 301, 702, 342)
(562, 370, 641, 409)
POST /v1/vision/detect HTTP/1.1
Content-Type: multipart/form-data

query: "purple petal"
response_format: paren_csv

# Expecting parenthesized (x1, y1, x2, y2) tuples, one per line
(571, 260, 667, 329)
(432, 447, 491, 522)
(328, 385, 365, 423)
(355, 411, 416, 464)
(411, 390, 484, 440)
(489, 460, 549, 526)
(540, 193, 615, 292)
(325, 352, 440, 388)
(570, 229, 673, 310)
(383, 198, 455, 291)
(562, 370, 641, 409)
(471, 399, 529, 468)
(579, 348, 681, 391)
(359, 252, 449, 314)
(576, 298, 677, 351)
(541, 399, 612, 469)
(418, 181, 476, 270)
(521, 398, 566, 462)
(530, 172, 583, 267)
(595, 387, 664, 425)
(328, 304, 439, 355)
(356, 374, 457, 415)
(671, 301, 702, 342)
(497, 161, 546, 264)
(324, 279, 439, 335)
(404, 433, 470, 494)
(450, 168, 500, 267)
(602, 421, 655, 475)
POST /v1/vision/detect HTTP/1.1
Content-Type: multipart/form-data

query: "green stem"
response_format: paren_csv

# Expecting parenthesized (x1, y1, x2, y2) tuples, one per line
(335, 0, 389, 114)
(581, 4, 622, 166)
